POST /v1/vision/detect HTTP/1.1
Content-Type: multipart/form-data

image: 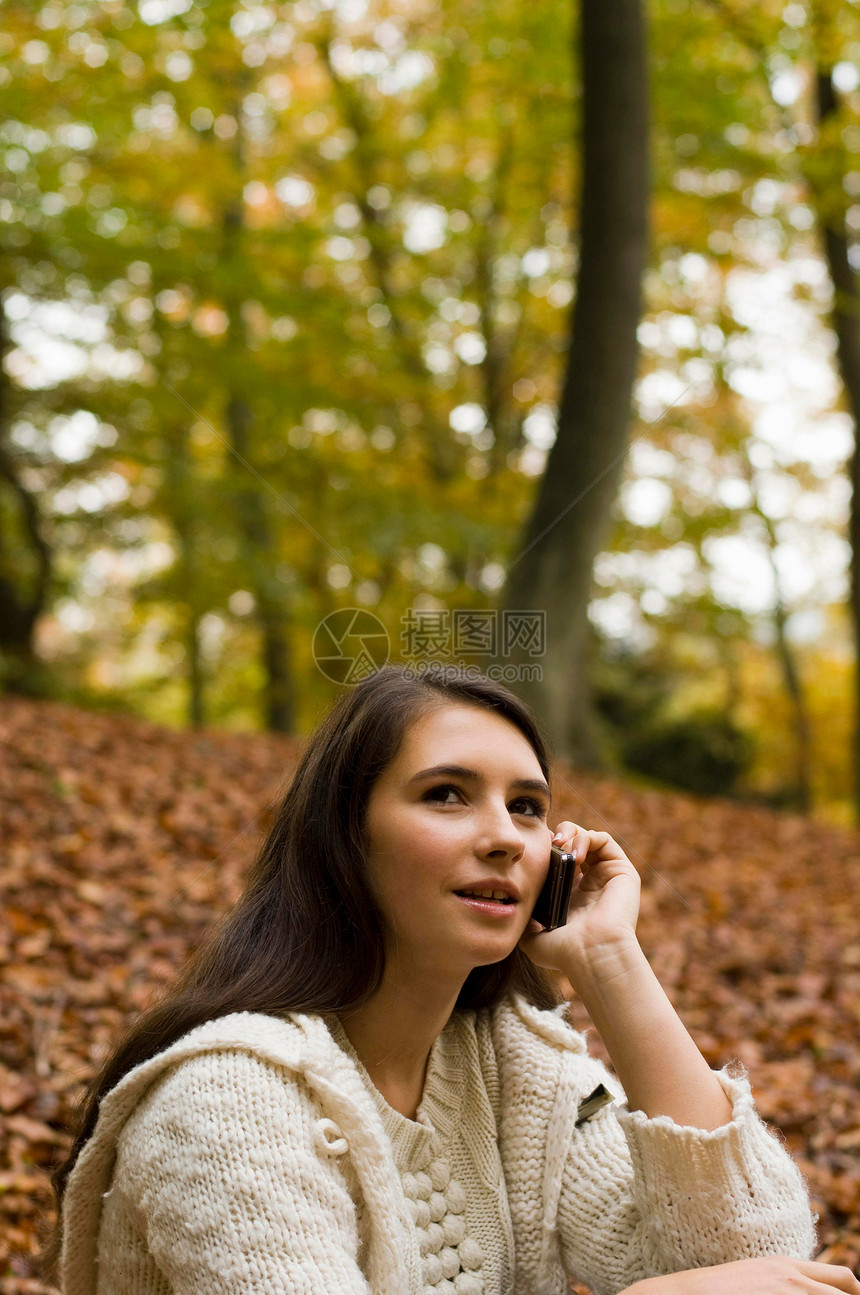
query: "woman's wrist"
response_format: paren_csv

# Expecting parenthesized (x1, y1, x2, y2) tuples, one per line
(559, 929, 645, 995)
(559, 934, 734, 1128)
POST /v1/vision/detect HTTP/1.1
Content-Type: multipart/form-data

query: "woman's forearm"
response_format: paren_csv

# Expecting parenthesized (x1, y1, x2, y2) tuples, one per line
(562, 936, 734, 1131)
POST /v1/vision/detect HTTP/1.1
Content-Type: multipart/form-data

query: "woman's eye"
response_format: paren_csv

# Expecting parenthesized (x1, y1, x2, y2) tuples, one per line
(512, 792, 546, 813)
(511, 796, 547, 818)
(424, 784, 463, 804)
(423, 786, 546, 817)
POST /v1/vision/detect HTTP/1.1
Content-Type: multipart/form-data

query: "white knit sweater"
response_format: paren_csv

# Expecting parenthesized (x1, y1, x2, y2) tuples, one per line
(60, 994, 816, 1295)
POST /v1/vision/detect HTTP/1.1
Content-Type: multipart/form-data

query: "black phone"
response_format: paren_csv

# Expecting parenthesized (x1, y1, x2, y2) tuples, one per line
(531, 844, 576, 930)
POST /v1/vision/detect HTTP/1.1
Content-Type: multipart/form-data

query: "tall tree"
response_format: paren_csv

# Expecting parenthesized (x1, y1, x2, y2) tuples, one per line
(498, 0, 650, 765)
(6, 0, 855, 821)
(0, 296, 52, 691)
(220, 74, 295, 733)
(704, 0, 860, 818)
(811, 63, 860, 817)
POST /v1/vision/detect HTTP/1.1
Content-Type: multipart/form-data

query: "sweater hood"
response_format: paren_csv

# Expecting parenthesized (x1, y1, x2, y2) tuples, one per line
(60, 1009, 415, 1295)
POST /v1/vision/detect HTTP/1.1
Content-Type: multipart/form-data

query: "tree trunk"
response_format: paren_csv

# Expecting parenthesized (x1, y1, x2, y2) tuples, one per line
(757, 491, 813, 813)
(498, 0, 650, 765)
(186, 608, 205, 729)
(224, 391, 295, 734)
(733, 446, 812, 809)
(321, 42, 463, 485)
(164, 412, 206, 729)
(0, 295, 52, 692)
(813, 69, 860, 821)
(219, 92, 295, 734)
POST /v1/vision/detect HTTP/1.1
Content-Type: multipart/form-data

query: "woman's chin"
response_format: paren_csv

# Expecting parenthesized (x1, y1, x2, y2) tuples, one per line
(461, 933, 522, 967)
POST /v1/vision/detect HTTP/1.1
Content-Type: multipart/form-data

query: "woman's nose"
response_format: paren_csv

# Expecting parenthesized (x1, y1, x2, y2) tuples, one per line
(478, 802, 526, 857)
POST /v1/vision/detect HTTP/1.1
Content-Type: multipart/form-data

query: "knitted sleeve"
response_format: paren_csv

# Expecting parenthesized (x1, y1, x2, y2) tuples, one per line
(110, 1047, 371, 1295)
(556, 1059, 817, 1295)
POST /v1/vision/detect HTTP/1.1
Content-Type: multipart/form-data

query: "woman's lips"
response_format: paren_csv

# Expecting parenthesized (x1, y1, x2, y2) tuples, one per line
(454, 894, 519, 917)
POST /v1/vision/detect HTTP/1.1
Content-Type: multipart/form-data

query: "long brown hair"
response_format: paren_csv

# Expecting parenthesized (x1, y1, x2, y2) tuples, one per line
(40, 663, 561, 1281)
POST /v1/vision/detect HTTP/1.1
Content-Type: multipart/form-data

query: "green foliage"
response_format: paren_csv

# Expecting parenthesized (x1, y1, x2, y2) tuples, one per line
(592, 646, 672, 731)
(1, 0, 584, 731)
(593, 644, 753, 797)
(623, 710, 754, 798)
(1, 0, 859, 812)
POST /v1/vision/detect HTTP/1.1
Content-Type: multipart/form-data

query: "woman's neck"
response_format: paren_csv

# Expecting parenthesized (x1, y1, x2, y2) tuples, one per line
(337, 968, 462, 1117)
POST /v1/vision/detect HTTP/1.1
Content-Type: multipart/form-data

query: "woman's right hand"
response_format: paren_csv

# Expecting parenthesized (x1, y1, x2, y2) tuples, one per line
(624, 1258, 860, 1295)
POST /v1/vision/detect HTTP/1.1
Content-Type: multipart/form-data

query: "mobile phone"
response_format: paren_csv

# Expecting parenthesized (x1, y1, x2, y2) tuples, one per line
(531, 844, 575, 930)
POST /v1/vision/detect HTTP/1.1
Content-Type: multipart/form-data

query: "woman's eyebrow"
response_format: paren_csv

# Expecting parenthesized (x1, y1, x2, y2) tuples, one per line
(408, 763, 552, 800)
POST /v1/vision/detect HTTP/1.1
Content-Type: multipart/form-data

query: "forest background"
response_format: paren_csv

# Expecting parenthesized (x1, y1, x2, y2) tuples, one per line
(4, 0, 860, 1287)
(4, 0, 860, 824)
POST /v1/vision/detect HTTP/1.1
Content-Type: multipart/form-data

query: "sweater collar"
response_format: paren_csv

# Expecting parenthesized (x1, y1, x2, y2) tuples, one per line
(322, 1011, 471, 1168)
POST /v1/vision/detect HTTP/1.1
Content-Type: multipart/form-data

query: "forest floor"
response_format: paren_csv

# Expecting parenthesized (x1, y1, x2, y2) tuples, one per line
(1, 695, 858, 1291)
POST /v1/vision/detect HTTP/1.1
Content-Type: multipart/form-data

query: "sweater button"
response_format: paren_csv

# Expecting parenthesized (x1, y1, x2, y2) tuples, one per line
(312, 1118, 348, 1157)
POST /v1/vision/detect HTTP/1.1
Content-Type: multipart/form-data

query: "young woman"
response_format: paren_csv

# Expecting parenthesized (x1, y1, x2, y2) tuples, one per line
(47, 665, 857, 1295)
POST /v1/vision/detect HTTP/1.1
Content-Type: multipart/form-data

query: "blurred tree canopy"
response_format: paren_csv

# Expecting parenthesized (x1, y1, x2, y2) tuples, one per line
(3, 0, 860, 821)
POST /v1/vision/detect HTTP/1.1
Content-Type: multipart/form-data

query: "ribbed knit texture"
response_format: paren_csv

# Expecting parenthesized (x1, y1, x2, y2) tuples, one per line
(59, 995, 817, 1295)
(324, 1012, 514, 1295)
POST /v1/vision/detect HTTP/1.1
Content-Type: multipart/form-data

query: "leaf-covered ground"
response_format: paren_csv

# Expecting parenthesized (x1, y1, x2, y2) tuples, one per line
(1, 696, 858, 1291)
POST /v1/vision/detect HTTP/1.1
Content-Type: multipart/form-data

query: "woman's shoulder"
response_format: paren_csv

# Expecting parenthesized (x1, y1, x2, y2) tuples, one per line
(64, 1010, 383, 1294)
(113, 1009, 380, 1185)
(474, 993, 622, 1104)
(481, 992, 590, 1056)
(119, 1011, 337, 1127)
(103, 1010, 349, 1149)
(150, 1006, 343, 1072)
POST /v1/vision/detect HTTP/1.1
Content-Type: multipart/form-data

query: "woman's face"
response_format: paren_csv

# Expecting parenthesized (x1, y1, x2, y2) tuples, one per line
(362, 702, 554, 985)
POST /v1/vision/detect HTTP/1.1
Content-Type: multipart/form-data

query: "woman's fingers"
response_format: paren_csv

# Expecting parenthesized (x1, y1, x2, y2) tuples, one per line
(733, 1259, 860, 1293)
(552, 822, 615, 864)
(551, 822, 630, 866)
(551, 820, 583, 855)
(627, 1259, 860, 1295)
(803, 1262, 860, 1292)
